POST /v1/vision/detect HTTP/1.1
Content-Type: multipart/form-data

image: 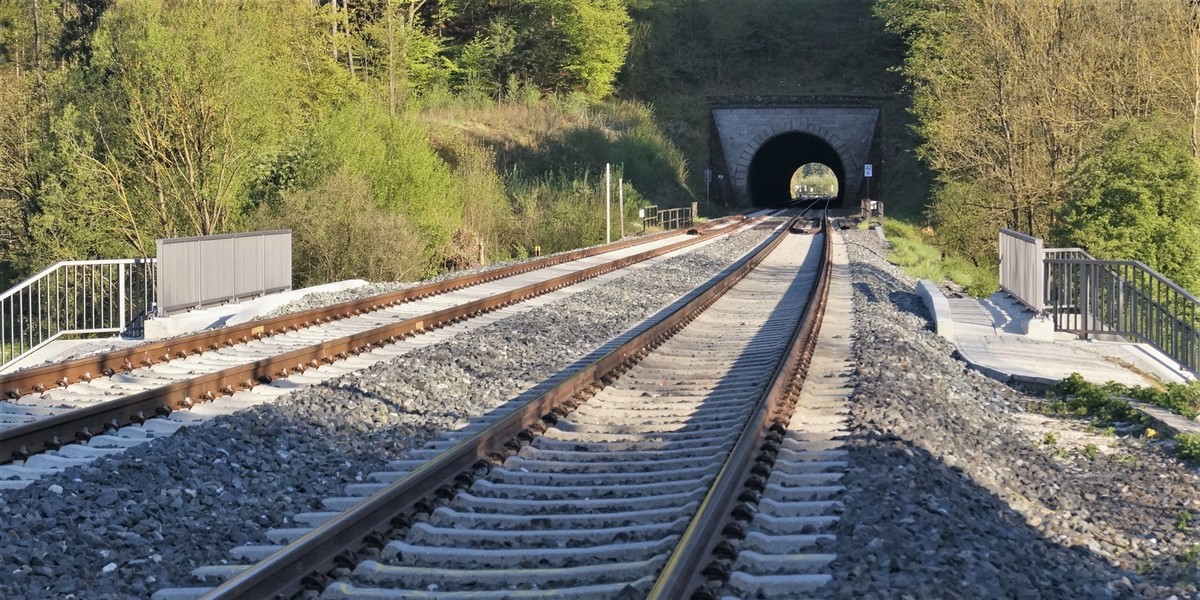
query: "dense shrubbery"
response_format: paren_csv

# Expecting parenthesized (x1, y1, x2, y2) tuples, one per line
(0, 0, 689, 287)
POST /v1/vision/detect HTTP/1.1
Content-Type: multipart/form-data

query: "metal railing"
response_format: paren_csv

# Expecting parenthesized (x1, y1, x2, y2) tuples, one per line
(156, 230, 291, 316)
(860, 199, 885, 223)
(1044, 251, 1200, 373)
(999, 228, 1045, 311)
(641, 205, 695, 232)
(1, 259, 156, 372)
(997, 227, 1200, 373)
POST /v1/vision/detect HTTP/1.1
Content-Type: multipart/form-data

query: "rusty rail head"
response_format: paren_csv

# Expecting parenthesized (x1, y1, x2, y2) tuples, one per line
(197, 217, 796, 600)
(648, 216, 834, 599)
(0, 225, 744, 464)
(0, 221, 748, 401)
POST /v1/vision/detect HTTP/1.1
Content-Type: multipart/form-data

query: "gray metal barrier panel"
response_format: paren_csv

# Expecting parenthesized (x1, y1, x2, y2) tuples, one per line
(640, 205, 694, 232)
(156, 230, 291, 316)
(1045, 255, 1200, 374)
(999, 228, 1045, 311)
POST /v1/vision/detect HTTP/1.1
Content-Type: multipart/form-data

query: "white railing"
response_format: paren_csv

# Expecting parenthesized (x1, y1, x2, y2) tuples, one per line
(1, 259, 156, 371)
(999, 228, 1045, 311)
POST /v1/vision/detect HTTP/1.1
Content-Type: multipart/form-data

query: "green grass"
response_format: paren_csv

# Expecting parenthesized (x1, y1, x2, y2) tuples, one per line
(1047, 374, 1148, 423)
(1051, 372, 1200, 424)
(1177, 511, 1195, 531)
(1046, 373, 1200, 463)
(1127, 382, 1200, 420)
(1, 342, 26, 361)
(1177, 433, 1200, 460)
(882, 219, 998, 297)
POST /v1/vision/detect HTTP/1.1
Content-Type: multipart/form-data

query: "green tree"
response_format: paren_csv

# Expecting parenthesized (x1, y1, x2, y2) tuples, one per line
(494, 0, 630, 99)
(0, 68, 34, 282)
(41, 0, 350, 258)
(879, 0, 1200, 265)
(1055, 118, 1200, 292)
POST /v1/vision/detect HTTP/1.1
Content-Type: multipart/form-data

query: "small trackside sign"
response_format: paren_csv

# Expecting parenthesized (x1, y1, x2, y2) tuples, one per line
(864, 164, 873, 177)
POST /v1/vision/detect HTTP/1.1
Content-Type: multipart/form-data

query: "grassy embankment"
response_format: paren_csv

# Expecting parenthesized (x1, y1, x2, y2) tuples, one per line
(878, 221, 997, 296)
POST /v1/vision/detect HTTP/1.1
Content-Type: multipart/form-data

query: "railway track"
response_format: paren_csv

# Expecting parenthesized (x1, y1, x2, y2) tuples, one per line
(0, 218, 754, 488)
(153, 215, 843, 599)
(717, 228, 852, 598)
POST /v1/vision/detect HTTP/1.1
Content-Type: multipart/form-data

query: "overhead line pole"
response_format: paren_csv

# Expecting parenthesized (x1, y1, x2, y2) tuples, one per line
(619, 177, 625, 239)
(605, 163, 612, 244)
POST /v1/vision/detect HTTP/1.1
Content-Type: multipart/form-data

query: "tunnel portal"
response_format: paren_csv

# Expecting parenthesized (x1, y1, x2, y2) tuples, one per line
(709, 99, 881, 209)
(748, 133, 845, 208)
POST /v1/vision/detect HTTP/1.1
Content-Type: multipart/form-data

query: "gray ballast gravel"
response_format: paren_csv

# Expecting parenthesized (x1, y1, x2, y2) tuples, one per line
(0, 225, 775, 599)
(825, 229, 1200, 599)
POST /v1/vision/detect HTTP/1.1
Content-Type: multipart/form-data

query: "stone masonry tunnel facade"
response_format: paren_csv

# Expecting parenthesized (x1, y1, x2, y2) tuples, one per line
(709, 99, 881, 209)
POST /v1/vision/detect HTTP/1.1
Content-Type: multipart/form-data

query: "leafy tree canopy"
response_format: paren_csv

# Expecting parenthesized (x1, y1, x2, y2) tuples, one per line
(1055, 117, 1200, 292)
(31, 0, 355, 259)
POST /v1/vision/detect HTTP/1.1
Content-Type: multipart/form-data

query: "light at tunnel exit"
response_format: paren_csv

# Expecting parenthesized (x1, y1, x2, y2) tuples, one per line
(791, 163, 838, 199)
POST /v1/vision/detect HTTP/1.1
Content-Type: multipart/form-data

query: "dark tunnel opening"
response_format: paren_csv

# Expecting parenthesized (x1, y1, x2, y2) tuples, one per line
(748, 132, 846, 208)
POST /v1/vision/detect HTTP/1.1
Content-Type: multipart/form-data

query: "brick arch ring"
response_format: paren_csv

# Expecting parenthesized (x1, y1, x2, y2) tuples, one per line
(731, 123, 858, 201)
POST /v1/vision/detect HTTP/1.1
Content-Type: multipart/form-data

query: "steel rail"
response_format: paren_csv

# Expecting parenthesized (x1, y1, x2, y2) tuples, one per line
(0, 226, 738, 464)
(199, 217, 800, 600)
(0, 219, 738, 399)
(648, 215, 833, 599)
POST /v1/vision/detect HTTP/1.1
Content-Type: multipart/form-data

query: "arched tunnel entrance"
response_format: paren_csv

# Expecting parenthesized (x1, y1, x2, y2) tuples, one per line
(747, 132, 846, 208)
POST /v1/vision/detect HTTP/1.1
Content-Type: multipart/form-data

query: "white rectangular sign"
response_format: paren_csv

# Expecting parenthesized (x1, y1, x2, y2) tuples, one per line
(864, 164, 874, 177)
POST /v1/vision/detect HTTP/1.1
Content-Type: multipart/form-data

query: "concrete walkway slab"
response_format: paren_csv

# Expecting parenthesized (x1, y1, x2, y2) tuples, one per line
(919, 283, 1193, 390)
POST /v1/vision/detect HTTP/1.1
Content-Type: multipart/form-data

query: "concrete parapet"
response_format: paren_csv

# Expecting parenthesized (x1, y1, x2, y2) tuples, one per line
(1021, 315, 1057, 341)
(916, 280, 954, 341)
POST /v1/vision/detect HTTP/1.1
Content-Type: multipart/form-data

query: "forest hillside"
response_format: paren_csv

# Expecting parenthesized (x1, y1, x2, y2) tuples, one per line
(4, 1, 1198, 294)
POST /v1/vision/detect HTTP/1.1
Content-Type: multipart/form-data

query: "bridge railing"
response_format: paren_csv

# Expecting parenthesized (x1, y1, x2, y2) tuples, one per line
(1000, 228, 1200, 374)
(156, 229, 291, 316)
(1044, 252, 1200, 373)
(1, 259, 156, 372)
(641, 205, 695, 232)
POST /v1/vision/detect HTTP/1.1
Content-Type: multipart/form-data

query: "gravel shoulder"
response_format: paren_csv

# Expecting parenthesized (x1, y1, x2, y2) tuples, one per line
(826, 229, 1200, 599)
(0, 224, 776, 599)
